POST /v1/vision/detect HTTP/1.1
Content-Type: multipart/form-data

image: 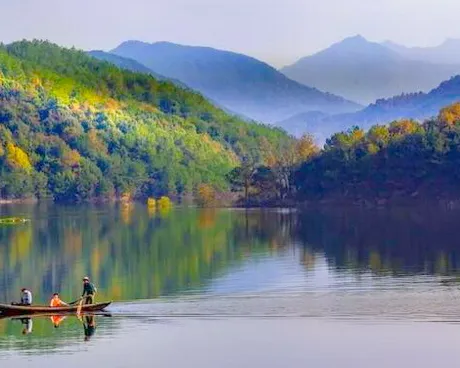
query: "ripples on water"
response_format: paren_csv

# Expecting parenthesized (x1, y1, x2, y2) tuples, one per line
(108, 247, 460, 323)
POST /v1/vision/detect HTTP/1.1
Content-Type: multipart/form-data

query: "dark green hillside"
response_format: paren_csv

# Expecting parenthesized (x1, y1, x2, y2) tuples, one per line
(295, 103, 460, 203)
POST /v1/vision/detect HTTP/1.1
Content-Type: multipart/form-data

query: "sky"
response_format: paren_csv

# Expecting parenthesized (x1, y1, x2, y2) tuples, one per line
(1, 0, 460, 67)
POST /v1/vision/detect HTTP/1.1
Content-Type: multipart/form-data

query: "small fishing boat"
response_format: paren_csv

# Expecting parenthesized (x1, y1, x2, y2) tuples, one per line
(0, 302, 111, 317)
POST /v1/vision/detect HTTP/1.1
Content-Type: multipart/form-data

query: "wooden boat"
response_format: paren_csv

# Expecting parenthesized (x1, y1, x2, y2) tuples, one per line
(0, 302, 112, 317)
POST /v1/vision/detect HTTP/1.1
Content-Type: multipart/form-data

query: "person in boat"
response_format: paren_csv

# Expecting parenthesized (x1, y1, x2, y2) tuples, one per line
(81, 277, 97, 305)
(50, 293, 69, 307)
(12, 288, 33, 306)
(21, 288, 32, 305)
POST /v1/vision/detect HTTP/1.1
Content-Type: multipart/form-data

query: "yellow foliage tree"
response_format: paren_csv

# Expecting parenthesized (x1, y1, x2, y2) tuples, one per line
(147, 197, 156, 208)
(259, 137, 277, 167)
(6, 142, 32, 172)
(389, 119, 420, 137)
(158, 196, 173, 210)
(367, 125, 390, 147)
(61, 149, 81, 168)
(296, 134, 318, 162)
(438, 103, 460, 126)
(196, 184, 216, 207)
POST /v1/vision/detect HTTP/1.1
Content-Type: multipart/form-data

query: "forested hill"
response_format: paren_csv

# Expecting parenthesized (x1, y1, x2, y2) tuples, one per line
(0, 40, 290, 202)
(295, 103, 460, 203)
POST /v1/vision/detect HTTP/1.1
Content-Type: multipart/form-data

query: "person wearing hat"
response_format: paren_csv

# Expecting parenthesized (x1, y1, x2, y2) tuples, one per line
(81, 277, 97, 305)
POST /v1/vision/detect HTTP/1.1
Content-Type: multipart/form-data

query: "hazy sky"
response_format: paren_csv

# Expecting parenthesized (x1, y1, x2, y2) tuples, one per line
(1, 0, 460, 67)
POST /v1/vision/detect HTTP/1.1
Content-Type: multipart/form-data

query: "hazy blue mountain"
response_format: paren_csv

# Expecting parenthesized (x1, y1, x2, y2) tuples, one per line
(277, 111, 330, 140)
(88, 50, 189, 89)
(383, 39, 460, 65)
(89, 50, 252, 118)
(110, 41, 360, 128)
(89, 50, 160, 75)
(280, 75, 460, 143)
(352, 75, 460, 124)
(281, 35, 460, 105)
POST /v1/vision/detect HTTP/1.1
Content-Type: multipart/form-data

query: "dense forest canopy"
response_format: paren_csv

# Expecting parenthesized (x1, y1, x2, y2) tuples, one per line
(295, 103, 460, 202)
(0, 40, 290, 202)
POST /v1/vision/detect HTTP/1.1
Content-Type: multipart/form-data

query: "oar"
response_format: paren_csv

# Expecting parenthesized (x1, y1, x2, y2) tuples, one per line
(68, 299, 82, 306)
(76, 298, 83, 317)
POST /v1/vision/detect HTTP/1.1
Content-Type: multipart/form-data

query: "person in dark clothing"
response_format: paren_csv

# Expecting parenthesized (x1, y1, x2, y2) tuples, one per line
(81, 276, 97, 305)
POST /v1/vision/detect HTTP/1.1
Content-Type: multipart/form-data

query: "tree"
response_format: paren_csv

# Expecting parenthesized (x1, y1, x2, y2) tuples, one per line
(296, 134, 318, 162)
(196, 184, 216, 207)
(252, 166, 277, 196)
(438, 103, 460, 126)
(6, 142, 32, 172)
(227, 159, 257, 203)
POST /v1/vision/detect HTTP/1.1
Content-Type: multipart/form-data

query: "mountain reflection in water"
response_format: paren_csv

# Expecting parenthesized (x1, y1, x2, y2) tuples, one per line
(1, 205, 460, 362)
(0, 205, 460, 304)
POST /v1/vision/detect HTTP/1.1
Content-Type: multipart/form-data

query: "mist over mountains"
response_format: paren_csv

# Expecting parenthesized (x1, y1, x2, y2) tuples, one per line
(85, 36, 460, 141)
(109, 41, 360, 128)
(280, 76, 460, 143)
(383, 38, 460, 65)
(281, 35, 460, 105)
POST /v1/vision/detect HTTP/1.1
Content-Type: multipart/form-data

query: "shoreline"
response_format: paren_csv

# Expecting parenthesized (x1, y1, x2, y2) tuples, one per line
(3, 195, 460, 211)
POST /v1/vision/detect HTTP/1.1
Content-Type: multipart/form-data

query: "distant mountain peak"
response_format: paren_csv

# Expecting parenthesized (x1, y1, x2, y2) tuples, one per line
(307, 34, 399, 60)
(111, 40, 359, 131)
(281, 35, 460, 104)
(339, 34, 368, 44)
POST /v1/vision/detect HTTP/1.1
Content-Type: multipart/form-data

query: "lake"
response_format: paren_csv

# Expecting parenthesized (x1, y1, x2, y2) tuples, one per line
(1, 204, 460, 367)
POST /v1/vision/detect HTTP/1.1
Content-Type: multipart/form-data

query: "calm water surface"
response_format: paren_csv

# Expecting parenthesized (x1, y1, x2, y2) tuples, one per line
(1, 204, 460, 367)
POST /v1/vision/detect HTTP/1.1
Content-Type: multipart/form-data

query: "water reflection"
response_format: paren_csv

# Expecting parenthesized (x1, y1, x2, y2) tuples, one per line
(19, 318, 32, 335)
(2, 314, 99, 340)
(3, 205, 460, 363)
(0, 205, 297, 303)
(1, 205, 460, 305)
(82, 315, 96, 342)
(296, 207, 460, 277)
(0, 314, 114, 356)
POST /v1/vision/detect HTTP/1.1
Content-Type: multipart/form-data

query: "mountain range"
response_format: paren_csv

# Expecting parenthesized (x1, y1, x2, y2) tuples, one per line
(281, 35, 460, 105)
(383, 38, 460, 65)
(88, 50, 189, 89)
(280, 76, 460, 143)
(86, 37, 460, 141)
(109, 41, 360, 128)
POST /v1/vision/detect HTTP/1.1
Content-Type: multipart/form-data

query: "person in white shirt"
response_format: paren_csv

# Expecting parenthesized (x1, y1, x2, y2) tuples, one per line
(20, 288, 32, 306)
